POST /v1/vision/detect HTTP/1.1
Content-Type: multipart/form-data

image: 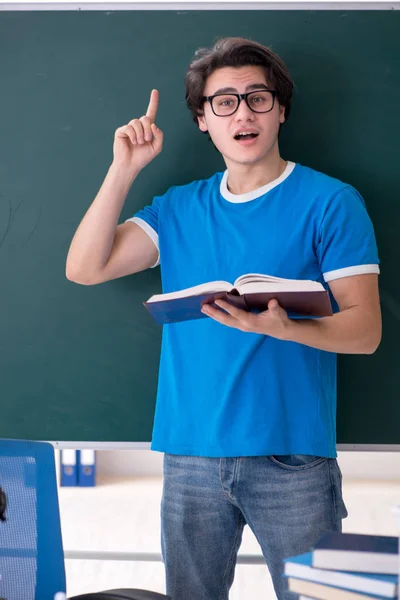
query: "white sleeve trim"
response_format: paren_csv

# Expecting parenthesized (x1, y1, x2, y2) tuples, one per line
(323, 264, 380, 282)
(125, 217, 160, 268)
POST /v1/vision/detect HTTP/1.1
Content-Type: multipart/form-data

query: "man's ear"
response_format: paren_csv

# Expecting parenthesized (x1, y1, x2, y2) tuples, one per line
(279, 105, 286, 124)
(197, 113, 208, 133)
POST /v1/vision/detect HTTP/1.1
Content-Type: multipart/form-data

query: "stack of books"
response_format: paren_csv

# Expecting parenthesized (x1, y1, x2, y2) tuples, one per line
(283, 532, 399, 600)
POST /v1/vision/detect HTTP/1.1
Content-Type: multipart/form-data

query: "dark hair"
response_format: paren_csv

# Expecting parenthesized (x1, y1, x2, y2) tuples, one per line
(185, 37, 294, 126)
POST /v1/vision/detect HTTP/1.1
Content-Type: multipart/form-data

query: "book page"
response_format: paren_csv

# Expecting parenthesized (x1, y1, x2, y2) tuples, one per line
(234, 273, 324, 294)
(146, 281, 232, 303)
(235, 273, 294, 286)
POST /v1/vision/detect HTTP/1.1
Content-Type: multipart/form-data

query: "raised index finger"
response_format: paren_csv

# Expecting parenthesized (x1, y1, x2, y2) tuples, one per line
(146, 89, 159, 123)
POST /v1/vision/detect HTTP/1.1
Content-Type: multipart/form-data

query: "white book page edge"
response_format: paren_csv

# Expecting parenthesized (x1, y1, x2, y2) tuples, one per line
(147, 281, 232, 302)
(236, 281, 324, 294)
(235, 273, 323, 289)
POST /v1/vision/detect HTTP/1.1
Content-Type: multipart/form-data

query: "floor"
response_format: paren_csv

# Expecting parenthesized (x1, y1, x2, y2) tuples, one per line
(59, 475, 400, 599)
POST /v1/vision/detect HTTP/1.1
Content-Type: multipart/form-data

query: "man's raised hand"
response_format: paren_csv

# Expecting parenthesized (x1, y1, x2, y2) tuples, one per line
(113, 89, 163, 173)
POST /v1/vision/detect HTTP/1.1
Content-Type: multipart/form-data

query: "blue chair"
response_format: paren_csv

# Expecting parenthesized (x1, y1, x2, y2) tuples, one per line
(0, 440, 170, 600)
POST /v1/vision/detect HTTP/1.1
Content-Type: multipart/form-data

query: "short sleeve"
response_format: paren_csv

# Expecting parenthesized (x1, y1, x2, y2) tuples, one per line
(125, 193, 164, 268)
(317, 186, 380, 282)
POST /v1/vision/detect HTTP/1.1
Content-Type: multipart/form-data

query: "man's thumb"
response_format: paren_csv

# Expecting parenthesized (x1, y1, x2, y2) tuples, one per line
(151, 123, 163, 148)
(151, 123, 161, 136)
(268, 299, 278, 310)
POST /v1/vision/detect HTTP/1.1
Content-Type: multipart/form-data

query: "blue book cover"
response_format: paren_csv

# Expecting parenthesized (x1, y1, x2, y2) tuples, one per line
(284, 552, 397, 598)
(315, 533, 398, 554)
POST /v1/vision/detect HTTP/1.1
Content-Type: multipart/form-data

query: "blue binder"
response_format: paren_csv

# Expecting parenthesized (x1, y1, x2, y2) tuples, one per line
(60, 450, 78, 486)
(78, 449, 96, 486)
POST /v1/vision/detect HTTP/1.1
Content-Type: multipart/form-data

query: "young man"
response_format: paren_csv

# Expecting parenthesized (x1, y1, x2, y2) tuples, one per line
(66, 37, 381, 600)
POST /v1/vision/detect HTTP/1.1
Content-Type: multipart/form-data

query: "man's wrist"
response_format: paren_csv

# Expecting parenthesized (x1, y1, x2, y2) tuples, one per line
(281, 317, 301, 342)
(108, 162, 141, 186)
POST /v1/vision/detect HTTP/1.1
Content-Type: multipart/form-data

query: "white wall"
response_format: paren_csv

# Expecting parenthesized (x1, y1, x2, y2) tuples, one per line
(94, 450, 400, 481)
(97, 449, 164, 477)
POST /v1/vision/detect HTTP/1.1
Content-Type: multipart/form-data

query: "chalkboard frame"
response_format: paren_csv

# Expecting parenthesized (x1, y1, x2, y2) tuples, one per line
(1, 5, 399, 449)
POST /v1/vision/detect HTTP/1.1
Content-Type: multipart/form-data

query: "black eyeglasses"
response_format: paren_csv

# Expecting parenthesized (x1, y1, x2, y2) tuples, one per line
(202, 90, 277, 117)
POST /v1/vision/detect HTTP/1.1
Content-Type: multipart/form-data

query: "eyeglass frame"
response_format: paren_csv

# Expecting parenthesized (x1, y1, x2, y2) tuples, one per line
(202, 89, 278, 117)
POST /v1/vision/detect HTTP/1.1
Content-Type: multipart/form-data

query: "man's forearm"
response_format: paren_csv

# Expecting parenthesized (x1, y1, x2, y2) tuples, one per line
(284, 306, 382, 354)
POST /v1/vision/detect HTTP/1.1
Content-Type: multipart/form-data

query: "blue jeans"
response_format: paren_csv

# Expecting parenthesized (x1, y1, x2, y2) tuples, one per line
(161, 454, 348, 600)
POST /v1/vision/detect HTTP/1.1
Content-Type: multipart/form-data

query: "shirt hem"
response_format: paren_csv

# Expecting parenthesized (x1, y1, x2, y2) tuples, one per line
(150, 442, 337, 459)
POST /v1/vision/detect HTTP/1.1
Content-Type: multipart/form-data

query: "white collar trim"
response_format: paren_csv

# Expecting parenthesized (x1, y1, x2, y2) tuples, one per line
(220, 161, 296, 203)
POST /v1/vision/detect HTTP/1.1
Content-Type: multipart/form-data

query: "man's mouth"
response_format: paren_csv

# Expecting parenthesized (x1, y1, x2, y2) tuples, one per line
(234, 132, 259, 141)
(233, 132, 260, 146)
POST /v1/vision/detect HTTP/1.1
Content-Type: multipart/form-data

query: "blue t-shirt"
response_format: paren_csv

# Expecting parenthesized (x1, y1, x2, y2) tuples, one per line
(128, 162, 380, 458)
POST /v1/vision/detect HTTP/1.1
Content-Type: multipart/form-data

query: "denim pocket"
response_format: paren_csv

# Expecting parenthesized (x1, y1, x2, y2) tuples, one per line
(269, 454, 327, 471)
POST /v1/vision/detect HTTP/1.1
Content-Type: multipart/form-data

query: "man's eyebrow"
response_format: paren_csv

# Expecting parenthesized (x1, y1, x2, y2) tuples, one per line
(211, 83, 270, 95)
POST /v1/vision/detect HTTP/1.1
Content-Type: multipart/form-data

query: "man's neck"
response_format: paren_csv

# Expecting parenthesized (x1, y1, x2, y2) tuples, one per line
(226, 155, 287, 196)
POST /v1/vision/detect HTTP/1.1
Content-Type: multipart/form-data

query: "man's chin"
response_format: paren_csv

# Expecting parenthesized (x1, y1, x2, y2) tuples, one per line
(224, 152, 268, 168)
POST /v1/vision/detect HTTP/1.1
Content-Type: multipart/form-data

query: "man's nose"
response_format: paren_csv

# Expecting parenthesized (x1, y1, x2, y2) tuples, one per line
(234, 99, 255, 120)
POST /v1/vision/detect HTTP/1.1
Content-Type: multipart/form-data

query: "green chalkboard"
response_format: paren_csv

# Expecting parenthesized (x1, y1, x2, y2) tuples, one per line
(0, 10, 399, 444)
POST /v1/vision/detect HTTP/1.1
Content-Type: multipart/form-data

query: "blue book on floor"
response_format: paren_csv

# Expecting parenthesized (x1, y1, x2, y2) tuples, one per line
(283, 552, 398, 598)
(311, 532, 399, 575)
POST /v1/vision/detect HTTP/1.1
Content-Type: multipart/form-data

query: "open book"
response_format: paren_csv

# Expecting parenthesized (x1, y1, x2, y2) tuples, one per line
(143, 273, 333, 325)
